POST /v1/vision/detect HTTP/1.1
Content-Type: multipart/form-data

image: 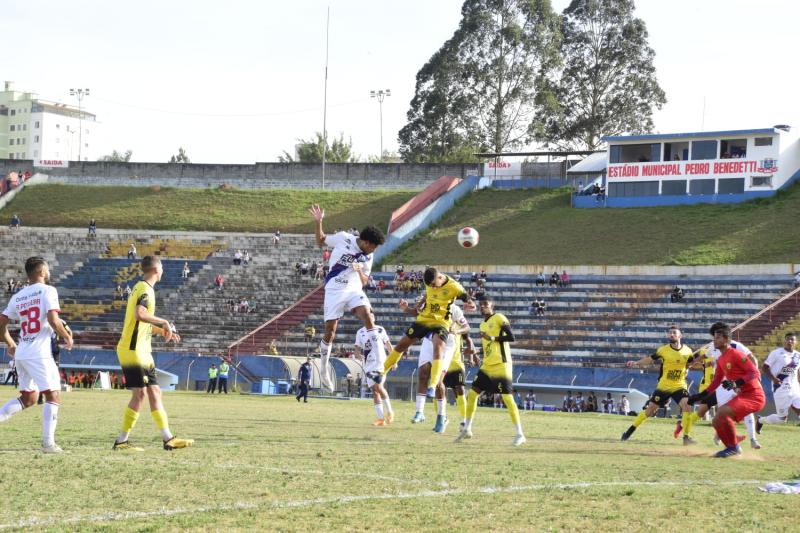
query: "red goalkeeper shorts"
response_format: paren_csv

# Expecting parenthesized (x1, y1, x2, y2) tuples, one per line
(726, 391, 765, 421)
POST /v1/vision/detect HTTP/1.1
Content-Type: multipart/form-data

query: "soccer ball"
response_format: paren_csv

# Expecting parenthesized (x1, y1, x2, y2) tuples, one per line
(457, 227, 479, 248)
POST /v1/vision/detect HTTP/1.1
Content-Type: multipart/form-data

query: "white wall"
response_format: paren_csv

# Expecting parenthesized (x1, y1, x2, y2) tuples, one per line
(30, 111, 99, 162)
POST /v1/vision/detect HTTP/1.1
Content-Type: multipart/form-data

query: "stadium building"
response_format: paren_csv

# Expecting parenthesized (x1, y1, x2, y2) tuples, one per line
(572, 126, 800, 207)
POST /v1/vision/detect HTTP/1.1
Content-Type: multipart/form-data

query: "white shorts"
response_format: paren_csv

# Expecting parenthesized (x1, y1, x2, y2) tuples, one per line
(418, 334, 456, 369)
(715, 386, 736, 407)
(773, 389, 800, 418)
(16, 358, 61, 392)
(323, 290, 370, 321)
(365, 371, 384, 389)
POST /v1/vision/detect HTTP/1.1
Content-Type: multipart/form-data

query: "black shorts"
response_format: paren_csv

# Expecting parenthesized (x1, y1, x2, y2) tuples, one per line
(471, 369, 513, 395)
(405, 322, 449, 343)
(442, 369, 465, 389)
(121, 363, 159, 389)
(698, 389, 718, 407)
(647, 388, 688, 408)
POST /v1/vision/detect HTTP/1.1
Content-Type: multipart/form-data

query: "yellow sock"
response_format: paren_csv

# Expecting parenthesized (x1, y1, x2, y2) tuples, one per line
(502, 394, 521, 426)
(428, 359, 444, 389)
(465, 389, 479, 421)
(456, 394, 467, 420)
(121, 407, 139, 433)
(681, 411, 693, 437)
(383, 349, 403, 373)
(151, 409, 169, 430)
(632, 410, 648, 428)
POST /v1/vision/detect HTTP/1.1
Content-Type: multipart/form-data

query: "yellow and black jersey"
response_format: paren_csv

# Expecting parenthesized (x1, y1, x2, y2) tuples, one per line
(479, 312, 514, 378)
(117, 280, 156, 362)
(651, 343, 693, 393)
(696, 346, 715, 392)
(416, 275, 467, 329)
(448, 334, 466, 372)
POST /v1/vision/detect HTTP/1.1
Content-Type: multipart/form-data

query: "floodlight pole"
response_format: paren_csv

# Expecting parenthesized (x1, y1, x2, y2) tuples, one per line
(370, 89, 391, 160)
(69, 88, 90, 162)
(321, 7, 330, 189)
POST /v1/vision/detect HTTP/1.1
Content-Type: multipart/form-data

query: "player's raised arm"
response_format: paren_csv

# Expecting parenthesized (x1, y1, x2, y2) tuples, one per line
(626, 354, 656, 368)
(309, 204, 326, 246)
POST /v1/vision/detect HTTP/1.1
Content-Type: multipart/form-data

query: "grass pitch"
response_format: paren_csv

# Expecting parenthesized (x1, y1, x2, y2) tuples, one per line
(0, 388, 798, 531)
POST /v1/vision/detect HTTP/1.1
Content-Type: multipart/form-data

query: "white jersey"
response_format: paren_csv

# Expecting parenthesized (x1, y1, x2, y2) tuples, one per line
(764, 347, 800, 394)
(324, 232, 373, 292)
(705, 340, 752, 364)
(2, 283, 60, 361)
(354, 326, 390, 374)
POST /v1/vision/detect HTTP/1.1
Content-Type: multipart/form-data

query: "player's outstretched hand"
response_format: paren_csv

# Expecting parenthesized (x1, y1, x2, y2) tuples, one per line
(309, 204, 325, 222)
(625, 360, 636, 368)
(398, 299, 409, 310)
(464, 300, 477, 312)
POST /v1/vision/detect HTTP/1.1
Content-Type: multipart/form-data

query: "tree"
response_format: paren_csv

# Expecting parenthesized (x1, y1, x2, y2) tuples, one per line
(367, 150, 401, 164)
(534, 0, 667, 150)
(168, 147, 191, 164)
(97, 149, 132, 162)
(278, 132, 358, 163)
(399, 0, 561, 161)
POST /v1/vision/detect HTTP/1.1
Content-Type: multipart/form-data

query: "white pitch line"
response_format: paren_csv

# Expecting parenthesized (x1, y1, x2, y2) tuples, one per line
(0, 479, 766, 529)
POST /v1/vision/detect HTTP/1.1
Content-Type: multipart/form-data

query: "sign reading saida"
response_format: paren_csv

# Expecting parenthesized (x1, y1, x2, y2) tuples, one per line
(33, 159, 69, 168)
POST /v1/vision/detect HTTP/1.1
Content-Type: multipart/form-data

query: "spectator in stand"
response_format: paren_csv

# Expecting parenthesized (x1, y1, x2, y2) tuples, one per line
(300, 259, 310, 276)
(88, 218, 97, 239)
(529, 298, 539, 315)
(123, 284, 131, 301)
(304, 323, 316, 348)
(242, 250, 251, 266)
(476, 276, 486, 291)
(273, 230, 281, 245)
(454, 270, 461, 282)
(321, 264, 329, 279)
(619, 395, 630, 415)
(322, 248, 331, 264)
(181, 262, 190, 279)
(9, 214, 21, 229)
(310, 261, 318, 280)
(127, 243, 137, 260)
(536, 298, 546, 317)
(670, 285, 685, 303)
(471, 272, 479, 284)
(6, 280, 12, 295)
(268, 339, 279, 355)
(214, 274, 224, 291)
(794, 271, 800, 288)
(233, 250, 243, 265)
(560, 270, 570, 288)
(294, 261, 301, 278)
(366, 275, 377, 292)
(549, 271, 560, 287)
(377, 279, 386, 292)
(115, 284, 123, 300)
(535, 272, 545, 287)
(480, 269, 488, 282)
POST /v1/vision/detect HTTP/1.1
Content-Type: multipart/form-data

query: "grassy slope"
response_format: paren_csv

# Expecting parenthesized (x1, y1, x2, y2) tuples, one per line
(0, 184, 416, 233)
(388, 185, 800, 265)
(0, 389, 794, 531)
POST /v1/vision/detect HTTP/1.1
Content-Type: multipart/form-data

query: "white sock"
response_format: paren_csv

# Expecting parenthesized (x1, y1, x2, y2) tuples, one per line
(117, 431, 130, 443)
(415, 394, 426, 414)
(760, 414, 787, 425)
(464, 418, 473, 431)
(382, 397, 393, 415)
(161, 428, 174, 441)
(744, 414, 757, 439)
(374, 403, 384, 420)
(437, 399, 446, 417)
(319, 340, 332, 381)
(0, 397, 24, 422)
(515, 422, 524, 436)
(42, 402, 59, 447)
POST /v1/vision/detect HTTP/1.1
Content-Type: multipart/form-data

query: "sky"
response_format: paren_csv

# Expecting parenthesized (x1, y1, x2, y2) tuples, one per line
(3, 0, 799, 164)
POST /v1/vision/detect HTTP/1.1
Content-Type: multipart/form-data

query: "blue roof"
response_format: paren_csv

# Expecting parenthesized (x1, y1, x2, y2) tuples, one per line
(602, 128, 778, 143)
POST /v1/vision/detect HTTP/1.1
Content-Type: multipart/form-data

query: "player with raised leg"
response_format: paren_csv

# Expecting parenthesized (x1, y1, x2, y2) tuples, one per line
(310, 204, 386, 392)
(621, 326, 696, 445)
(431, 303, 471, 433)
(354, 311, 394, 426)
(383, 267, 474, 398)
(113, 256, 193, 451)
(0, 257, 72, 453)
(756, 332, 800, 432)
(698, 324, 766, 458)
(684, 322, 762, 449)
(455, 298, 525, 446)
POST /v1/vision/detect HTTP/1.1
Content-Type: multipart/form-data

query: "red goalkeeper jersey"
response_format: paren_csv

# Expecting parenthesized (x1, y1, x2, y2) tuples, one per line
(705, 346, 763, 396)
